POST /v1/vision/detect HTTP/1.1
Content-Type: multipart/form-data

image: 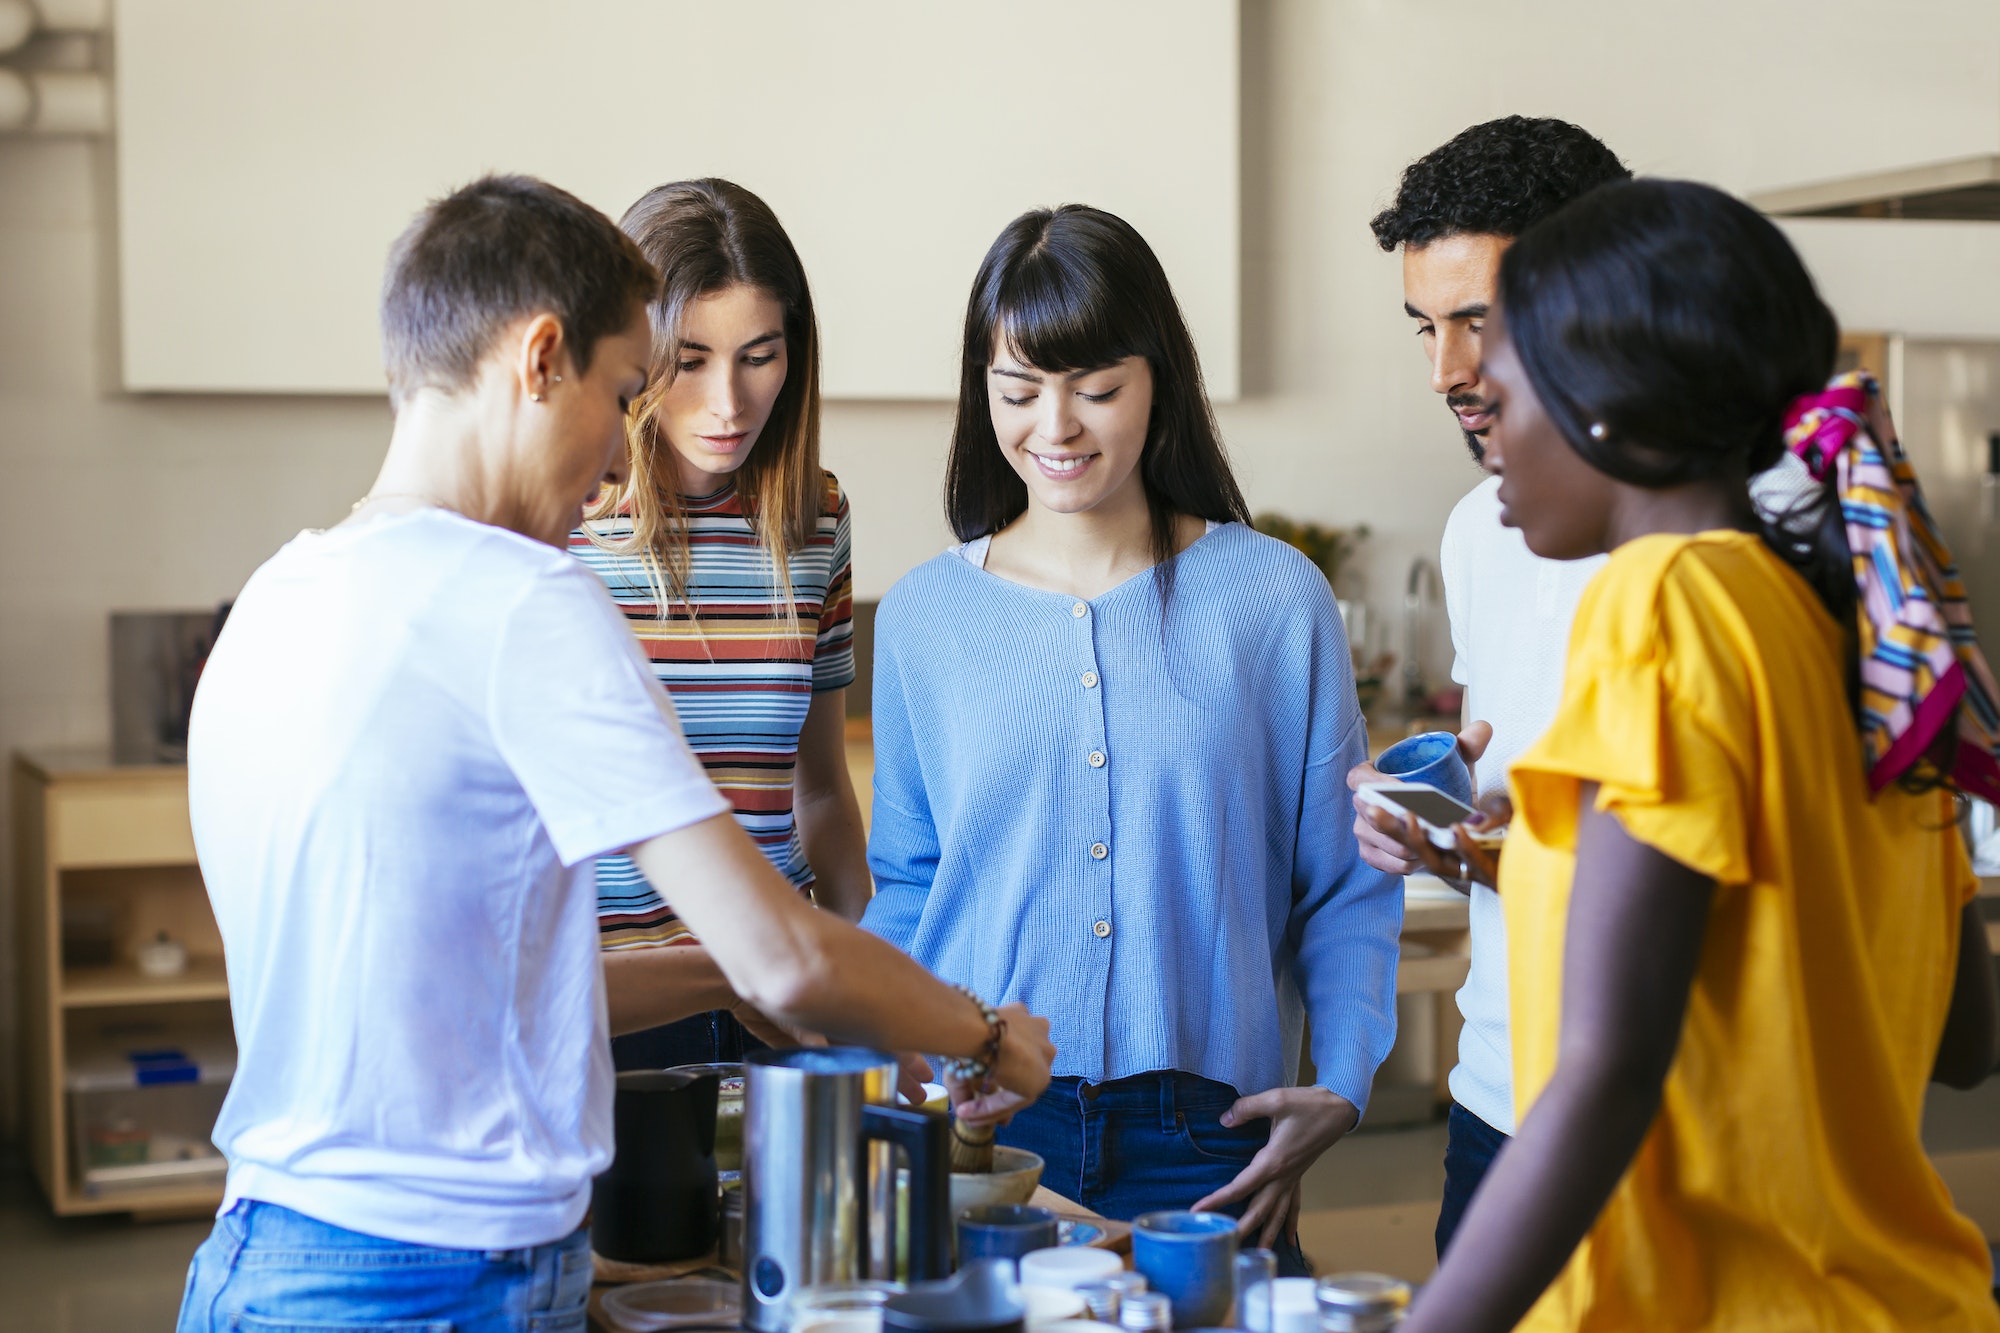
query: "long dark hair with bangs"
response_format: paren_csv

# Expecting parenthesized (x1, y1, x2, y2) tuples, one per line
(945, 205, 1250, 598)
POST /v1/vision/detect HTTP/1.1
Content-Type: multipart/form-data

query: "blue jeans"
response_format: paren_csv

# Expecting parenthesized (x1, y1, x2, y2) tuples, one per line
(1434, 1101, 1509, 1259)
(610, 1007, 766, 1071)
(176, 1199, 592, 1332)
(999, 1071, 1312, 1277)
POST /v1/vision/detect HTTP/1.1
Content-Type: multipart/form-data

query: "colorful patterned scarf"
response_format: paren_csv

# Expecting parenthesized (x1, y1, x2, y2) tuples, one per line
(1783, 370, 2000, 802)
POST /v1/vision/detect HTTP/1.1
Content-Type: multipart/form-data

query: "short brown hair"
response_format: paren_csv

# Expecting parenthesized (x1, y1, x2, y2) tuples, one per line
(379, 174, 656, 408)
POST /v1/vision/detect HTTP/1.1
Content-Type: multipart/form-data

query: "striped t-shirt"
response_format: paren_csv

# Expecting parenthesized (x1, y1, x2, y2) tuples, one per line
(569, 471, 855, 949)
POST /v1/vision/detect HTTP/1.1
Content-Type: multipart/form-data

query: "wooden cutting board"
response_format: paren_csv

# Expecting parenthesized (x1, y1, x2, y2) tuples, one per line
(1029, 1185, 1133, 1255)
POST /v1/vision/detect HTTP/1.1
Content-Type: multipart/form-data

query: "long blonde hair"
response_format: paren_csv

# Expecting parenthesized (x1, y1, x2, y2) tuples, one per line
(588, 179, 823, 628)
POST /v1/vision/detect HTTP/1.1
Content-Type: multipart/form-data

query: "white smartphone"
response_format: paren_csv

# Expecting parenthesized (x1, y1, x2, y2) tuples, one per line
(1358, 781, 1479, 849)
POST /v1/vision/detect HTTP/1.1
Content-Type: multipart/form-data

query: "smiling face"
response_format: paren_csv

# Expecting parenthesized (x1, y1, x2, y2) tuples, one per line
(1478, 309, 1621, 560)
(987, 345, 1155, 518)
(1402, 231, 1511, 465)
(652, 283, 790, 494)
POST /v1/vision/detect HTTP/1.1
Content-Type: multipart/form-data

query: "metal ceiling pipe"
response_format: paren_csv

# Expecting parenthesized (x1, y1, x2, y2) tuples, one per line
(31, 0, 109, 32)
(0, 66, 108, 134)
(0, 0, 35, 53)
(0, 66, 28, 128)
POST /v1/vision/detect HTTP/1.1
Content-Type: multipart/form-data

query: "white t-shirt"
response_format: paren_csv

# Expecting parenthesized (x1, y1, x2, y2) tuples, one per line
(1438, 461, 1825, 1134)
(1438, 476, 1603, 1134)
(189, 508, 729, 1250)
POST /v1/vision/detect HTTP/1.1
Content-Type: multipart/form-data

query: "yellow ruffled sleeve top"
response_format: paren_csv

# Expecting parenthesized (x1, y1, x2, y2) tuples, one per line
(1501, 530, 1997, 1332)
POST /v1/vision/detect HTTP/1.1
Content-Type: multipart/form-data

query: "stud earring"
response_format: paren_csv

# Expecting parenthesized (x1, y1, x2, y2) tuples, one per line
(530, 392, 545, 403)
(553, 374, 563, 384)
(1588, 422, 1609, 441)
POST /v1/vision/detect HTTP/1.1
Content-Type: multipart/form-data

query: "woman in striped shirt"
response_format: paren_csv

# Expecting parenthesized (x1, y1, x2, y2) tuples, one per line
(571, 178, 869, 1067)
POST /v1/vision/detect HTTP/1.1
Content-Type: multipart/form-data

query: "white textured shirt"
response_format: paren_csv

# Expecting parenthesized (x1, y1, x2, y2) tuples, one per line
(1439, 476, 1603, 1133)
(1439, 459, 1826, 1134)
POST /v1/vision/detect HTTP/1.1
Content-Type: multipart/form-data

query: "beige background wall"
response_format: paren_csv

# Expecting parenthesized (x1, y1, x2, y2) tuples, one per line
(114, 0, 1241, 399)
(5, 0, 2000, 1142)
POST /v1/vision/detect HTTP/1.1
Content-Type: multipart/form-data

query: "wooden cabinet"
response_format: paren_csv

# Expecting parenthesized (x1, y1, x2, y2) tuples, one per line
(13, 747, 229, 1217)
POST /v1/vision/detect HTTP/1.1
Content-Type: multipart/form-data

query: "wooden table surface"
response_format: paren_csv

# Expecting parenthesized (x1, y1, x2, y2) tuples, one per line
(588, 1186, 1124, 1329)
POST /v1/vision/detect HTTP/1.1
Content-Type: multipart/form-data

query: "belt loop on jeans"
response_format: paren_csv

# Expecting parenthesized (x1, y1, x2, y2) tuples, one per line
(1159, 1071, 1177, 1134)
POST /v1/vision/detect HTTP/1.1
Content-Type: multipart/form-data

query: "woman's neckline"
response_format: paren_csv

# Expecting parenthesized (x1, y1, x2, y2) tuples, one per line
(682, 478, 737, 510)
(955, 519, 1225, 601)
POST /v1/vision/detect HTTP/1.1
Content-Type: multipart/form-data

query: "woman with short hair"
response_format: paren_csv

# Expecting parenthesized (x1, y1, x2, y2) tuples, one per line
(177, 175, 1052, 1333)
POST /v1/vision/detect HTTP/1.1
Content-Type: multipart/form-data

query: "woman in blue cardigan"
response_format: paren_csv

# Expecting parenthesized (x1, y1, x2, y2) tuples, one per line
(862, 205, 1402, 1273)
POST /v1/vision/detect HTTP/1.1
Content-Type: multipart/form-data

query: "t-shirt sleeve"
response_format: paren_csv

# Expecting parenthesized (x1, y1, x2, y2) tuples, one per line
(814, 477, 857, 693)
(490, 562, 729, 867)
(1509, 549, 1755, 888)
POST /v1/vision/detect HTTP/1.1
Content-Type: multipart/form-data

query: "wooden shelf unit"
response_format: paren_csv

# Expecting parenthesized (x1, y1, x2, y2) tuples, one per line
(63, 956, 231, 1009)
(13, 747, 229, 1217)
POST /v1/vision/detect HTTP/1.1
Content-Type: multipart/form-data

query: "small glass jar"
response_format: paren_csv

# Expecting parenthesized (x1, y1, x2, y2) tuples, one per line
(1233, 1248, 1277, 1333)
(787, 1279, 905, 1333)
(1312, 1274, 1411, 1333)
(1120, 1292, 1173, 1333)
(717, 1181, 744, 1269)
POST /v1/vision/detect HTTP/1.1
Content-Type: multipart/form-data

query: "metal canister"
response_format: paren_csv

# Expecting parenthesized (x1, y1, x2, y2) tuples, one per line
(1313, 1273, 1412, 1332)
(743, 1048, 950, 1333)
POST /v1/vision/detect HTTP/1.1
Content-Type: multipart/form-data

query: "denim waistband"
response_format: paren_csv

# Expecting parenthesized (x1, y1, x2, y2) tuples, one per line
(226, 1198, 586, 1266)
(1044, 1070, 1242, 1131)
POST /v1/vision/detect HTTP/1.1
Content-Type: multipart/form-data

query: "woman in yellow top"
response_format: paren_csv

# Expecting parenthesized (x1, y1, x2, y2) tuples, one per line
(1403, 179, 2000, 1331)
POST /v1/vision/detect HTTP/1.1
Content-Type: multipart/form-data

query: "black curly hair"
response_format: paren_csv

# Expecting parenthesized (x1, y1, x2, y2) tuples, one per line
(1370, 116, 1630, 251)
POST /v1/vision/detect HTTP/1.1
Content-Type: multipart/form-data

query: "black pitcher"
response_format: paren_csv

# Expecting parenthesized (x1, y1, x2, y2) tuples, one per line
(591, 1068, 720, 1263)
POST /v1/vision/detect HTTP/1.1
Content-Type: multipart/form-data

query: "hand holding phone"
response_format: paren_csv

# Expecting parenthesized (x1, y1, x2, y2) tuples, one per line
(1358, 782, 1510, 892)
(1357, 782, 1489, 848)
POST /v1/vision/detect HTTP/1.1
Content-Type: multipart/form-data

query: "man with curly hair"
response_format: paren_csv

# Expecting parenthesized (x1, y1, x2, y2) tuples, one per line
(1346, 116, 1629, 1260)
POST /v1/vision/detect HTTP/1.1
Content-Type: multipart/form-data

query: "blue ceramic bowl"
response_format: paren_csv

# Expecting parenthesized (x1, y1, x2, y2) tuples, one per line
(956, 1204, 1059, 1268)
(1133, 1211, 1239, 1329)
(1374, 730, 1473, 808)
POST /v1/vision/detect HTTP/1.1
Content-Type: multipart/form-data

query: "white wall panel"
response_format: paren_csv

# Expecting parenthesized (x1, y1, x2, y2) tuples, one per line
(112, 1, 1239, 398)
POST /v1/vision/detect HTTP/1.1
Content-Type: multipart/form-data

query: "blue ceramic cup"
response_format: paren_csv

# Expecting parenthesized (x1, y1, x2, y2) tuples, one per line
(1133, 1211, 1239, 1328)
(956, 1204, 1059, 1269)
(1374, 730, 1474, 809)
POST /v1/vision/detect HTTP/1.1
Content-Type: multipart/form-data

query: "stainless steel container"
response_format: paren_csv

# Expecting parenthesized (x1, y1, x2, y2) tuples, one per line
(743, 1048, 950, 1332)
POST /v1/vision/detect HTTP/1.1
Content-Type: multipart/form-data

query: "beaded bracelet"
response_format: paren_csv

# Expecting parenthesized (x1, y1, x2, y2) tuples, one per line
(938, 985, 1006, 1084)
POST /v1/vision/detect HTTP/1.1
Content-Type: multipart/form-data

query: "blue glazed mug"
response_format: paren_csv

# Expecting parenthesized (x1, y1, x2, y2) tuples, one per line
(1133, 1211, 1239, 1328)
(955, 1204, 1059, 1269)
(1374, 730, 1474, 809)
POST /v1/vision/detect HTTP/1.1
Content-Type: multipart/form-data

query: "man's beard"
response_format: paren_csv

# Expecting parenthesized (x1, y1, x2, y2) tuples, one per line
(1448, 393, 1488, 464)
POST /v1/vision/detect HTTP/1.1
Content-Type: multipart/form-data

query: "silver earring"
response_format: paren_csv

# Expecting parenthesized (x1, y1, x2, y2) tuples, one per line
(552, 374, 564, 384)
(1588, 422, 1609, 441)
(530, 392, 545, 403)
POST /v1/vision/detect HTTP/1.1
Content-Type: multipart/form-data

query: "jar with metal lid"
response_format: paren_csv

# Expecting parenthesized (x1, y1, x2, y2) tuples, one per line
(1077, 1273, 1149, 1325)
(1312, 1274, 1411, 1333)
(1120, 1291, 1173, 1333)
